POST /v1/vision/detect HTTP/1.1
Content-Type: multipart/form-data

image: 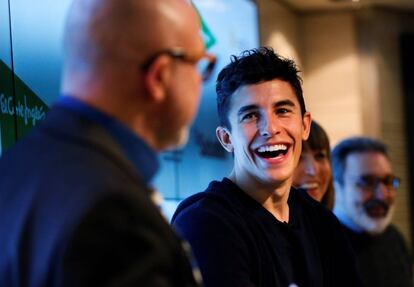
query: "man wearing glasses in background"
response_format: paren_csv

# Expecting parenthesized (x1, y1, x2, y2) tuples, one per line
(333, 136, 413, 287)
(0, 0, 215, 286)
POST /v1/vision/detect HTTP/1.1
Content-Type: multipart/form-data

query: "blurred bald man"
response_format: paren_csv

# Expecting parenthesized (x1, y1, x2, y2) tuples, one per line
(0, 0, 215, 286)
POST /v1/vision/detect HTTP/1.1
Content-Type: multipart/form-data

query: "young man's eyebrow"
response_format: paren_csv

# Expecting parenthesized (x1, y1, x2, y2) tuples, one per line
(237, 104, 258, 116)
(274, 99, 296, 108)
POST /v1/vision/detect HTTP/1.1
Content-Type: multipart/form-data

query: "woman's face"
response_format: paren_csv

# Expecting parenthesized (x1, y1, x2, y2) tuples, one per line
(293, 148, 332, 202)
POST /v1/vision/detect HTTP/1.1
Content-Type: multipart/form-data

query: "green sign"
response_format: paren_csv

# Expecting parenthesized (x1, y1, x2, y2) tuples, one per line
(0, 59, 49, 155)
(192, 2, 217, 50)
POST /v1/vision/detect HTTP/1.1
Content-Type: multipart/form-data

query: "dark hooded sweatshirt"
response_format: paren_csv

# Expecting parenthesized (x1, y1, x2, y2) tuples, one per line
(172, 178, 362, 287)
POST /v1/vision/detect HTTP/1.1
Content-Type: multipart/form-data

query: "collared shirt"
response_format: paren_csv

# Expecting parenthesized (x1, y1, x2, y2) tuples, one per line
(57, 96, 159, 185)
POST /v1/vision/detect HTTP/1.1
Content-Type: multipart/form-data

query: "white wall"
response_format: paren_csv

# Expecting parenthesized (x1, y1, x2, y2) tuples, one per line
(301, 11, 362, 145)
(257, 0, 302, 65)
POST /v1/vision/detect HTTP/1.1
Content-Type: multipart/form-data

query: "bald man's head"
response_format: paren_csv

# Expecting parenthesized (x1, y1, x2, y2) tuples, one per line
(62, 0, 201, 74)
(61, 0, 206, 151)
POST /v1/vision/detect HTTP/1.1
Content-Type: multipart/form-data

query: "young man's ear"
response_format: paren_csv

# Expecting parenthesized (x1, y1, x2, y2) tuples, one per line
(302, 112, 312, 141)
(216, 126, 233, 153)
(143, 55, 172, 103)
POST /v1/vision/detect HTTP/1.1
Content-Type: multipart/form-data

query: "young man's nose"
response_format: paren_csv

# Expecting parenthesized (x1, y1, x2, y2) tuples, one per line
(258, 115, 277, 137)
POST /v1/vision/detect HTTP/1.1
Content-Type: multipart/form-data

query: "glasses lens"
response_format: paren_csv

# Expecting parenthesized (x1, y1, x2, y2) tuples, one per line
(385, 176, 400, 189)
(197, 54, 216, 81)
(357, 175, 377, 189)
(356, 175, 400, 191)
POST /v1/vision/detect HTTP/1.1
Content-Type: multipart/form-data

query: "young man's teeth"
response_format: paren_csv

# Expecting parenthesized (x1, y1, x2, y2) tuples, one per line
(258, 144, 287, 153)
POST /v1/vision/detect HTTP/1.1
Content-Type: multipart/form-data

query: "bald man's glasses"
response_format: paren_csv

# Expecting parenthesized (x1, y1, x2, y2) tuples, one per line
(141, 48, 216, 81)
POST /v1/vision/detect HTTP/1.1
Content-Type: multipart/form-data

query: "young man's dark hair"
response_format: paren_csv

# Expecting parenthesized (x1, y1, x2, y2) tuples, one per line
(332, 137, 388, 185)
(216, 47, 306, 129)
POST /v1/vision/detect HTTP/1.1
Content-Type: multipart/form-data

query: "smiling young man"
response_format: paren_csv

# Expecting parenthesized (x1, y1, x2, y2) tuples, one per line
(332, 137, 413, 287)
(172, 47, 362, 287)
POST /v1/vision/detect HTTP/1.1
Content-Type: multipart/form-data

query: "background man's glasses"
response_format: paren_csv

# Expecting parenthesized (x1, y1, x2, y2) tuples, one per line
(354, 174, 401, 191)
(141, 48, 217, 81)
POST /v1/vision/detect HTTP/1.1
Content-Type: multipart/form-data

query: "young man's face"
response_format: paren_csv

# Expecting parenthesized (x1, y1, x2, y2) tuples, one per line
(336, 151, 397, 234)
(217, 79, 311, 188)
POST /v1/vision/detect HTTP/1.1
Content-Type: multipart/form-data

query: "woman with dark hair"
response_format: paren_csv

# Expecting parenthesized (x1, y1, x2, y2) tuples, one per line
(293, 121, 335, 209)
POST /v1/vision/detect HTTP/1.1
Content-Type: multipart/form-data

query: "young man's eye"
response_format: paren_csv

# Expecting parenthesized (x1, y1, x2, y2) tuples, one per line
(241, 112, 257, 122)
(276, 108, 291, 115)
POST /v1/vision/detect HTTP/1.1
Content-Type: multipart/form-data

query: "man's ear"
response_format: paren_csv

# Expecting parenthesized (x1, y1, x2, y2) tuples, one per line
(216, 126, 233, 153)
(302, 112, 312, 141)
(143, 55, 172, 103)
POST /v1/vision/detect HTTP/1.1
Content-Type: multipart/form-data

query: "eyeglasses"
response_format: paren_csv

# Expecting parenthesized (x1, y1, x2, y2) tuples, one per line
(141, 47, 217, 82)
(354, 174, 401, 191)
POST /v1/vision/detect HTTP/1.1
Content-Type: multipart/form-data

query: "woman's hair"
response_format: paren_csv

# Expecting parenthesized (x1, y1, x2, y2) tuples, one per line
(302, 121, 334, 209)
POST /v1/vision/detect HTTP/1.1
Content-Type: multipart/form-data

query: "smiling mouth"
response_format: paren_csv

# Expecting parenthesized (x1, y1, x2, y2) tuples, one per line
(363, 200, 389, 218)
(298, 183, 319, 190)
(256, 144, 289, 159)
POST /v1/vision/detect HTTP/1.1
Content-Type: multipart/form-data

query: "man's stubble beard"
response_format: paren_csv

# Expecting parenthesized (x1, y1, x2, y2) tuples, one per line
(349, 202, 394, 235)
(160, 125, 189, 151)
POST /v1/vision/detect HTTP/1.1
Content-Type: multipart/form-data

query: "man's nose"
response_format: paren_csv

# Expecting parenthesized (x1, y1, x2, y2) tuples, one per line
(373, 182, 390, 200)
(258, 114, 277, 137)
